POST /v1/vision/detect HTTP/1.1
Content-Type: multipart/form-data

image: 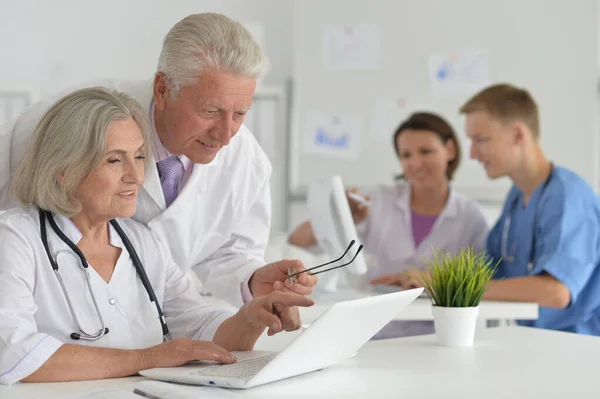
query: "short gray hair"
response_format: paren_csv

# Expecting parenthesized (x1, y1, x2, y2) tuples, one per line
(12, 87, 151, 217)
(157, 13, 269, 94)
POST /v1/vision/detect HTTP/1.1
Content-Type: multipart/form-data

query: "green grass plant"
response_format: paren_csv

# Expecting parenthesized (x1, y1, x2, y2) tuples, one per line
(417, 248, 497, 308)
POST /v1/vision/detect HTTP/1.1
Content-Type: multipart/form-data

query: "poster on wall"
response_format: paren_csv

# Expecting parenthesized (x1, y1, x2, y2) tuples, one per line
(322, 24, 381, 71)
(303, 111, 363, 161)
(427, 50, 491, 99)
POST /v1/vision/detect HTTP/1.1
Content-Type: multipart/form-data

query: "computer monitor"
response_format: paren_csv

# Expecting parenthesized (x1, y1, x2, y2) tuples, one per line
(306, 175, 368, 292)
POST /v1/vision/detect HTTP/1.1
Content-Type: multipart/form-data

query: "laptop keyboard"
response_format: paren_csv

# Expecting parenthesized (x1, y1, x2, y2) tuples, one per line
(190, 353, 277, 379)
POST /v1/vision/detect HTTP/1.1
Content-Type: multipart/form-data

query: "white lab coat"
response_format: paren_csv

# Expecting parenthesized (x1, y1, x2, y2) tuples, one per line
(0, 80, 272, 306)
(358, 183, 489, 279)
(298, 183, 489, 339)
(363, 183, 491, 339)
(0, 206, 233, 385)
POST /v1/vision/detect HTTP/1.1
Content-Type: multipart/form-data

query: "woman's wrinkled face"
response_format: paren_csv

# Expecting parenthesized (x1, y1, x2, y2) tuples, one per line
(74, 118, 145, 221)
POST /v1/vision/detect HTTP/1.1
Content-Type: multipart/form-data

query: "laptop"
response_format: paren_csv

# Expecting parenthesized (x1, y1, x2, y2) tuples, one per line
(138, 288, 423, 389)
(369, 283, 430, 297)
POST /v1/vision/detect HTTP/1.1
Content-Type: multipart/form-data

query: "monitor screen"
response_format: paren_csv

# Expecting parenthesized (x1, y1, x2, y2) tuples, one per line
(307, 175, 368, 291)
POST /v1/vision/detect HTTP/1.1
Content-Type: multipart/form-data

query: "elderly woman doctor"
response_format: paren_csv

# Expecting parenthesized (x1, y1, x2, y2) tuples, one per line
(0, 87, 313, 385)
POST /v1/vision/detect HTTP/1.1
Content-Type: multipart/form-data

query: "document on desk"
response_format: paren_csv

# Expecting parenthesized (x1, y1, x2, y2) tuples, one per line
(133, 380, 238, 398)
(55, 388, 140, 399)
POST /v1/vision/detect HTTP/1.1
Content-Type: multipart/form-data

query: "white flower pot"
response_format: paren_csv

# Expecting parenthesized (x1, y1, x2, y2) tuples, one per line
(432, 305, 480, 347)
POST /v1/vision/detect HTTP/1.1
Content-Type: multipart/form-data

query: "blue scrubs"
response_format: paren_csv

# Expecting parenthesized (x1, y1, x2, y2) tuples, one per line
(487, 166, 600, 335)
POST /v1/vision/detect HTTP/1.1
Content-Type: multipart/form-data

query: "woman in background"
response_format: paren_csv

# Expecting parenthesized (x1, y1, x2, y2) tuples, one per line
(289, 112, 489, 338)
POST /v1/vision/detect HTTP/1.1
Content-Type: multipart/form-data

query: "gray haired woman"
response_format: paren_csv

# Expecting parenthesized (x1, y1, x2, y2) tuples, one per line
(0, 87, 312, 385)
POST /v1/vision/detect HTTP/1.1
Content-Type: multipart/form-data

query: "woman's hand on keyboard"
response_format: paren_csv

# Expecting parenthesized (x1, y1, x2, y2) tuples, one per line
(139, 337, 237, 370)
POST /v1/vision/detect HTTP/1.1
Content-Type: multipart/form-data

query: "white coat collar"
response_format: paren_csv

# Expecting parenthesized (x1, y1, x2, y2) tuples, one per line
(393, 182, 459, 219)
(142, 151, 165, 210)
(37, 208, 124, 249)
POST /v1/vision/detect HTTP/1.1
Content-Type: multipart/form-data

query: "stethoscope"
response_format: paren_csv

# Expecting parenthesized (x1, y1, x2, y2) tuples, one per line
(501, 165, 553, 273)
(39, 209, 172, 342)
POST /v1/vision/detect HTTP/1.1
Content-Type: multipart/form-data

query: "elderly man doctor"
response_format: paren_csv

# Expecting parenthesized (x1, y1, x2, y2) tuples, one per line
(0, 13, 316, 307)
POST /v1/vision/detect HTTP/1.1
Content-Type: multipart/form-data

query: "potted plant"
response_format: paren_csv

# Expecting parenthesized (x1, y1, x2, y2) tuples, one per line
(416, 248, 497, 347)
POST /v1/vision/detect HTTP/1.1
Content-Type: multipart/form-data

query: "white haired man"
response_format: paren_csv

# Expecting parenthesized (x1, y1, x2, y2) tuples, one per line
(0, 13, 316, 313)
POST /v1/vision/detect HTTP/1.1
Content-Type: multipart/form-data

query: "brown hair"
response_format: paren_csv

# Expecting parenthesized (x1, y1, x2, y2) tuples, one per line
(393, 112, 461, 180)
(459, 83, 539, 138)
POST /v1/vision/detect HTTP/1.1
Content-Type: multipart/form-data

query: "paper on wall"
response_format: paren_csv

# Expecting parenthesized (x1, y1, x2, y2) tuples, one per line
(303, 112, 363, 161)
(323, 25, 381, 71)
(427, 50, 491, 99)
(371, 97, 439, 142)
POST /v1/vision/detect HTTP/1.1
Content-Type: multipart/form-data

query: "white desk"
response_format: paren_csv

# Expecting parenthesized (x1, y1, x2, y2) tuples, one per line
(200, 288, 538, 327)
(301, 288, 539, 324)
(3, 327, 598, 398)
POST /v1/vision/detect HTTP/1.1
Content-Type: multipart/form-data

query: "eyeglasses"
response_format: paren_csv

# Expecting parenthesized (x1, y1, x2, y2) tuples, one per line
(287, 240, 364, 283)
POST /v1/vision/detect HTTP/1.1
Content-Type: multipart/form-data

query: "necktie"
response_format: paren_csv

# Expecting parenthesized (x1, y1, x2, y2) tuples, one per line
(156, 156, 184, 207)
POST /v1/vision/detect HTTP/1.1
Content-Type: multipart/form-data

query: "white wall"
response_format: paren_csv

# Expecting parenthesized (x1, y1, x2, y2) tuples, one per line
(1, 1, 585, 236)
(0, 1, 292, 96)
(0, 0, 293, 232)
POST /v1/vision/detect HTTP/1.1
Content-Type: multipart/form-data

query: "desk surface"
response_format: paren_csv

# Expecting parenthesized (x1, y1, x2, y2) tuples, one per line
(3, 326, 597, 399)
(201, 288, 539, 323)
(301, 288, 539, 321)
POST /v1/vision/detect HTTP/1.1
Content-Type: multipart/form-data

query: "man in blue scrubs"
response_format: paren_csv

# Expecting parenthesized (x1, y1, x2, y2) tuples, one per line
(460, 83, 600, 335)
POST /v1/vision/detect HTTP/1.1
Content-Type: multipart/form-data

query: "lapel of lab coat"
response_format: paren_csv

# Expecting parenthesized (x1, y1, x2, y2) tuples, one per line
(393, 183, 459, 251)
(126, 82, 167, 210)
(158, 159, 215, 216)
(143, 152, 167, 210)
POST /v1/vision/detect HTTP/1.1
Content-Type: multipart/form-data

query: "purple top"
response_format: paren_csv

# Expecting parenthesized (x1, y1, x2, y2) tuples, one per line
(411, 211, 438, 248)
